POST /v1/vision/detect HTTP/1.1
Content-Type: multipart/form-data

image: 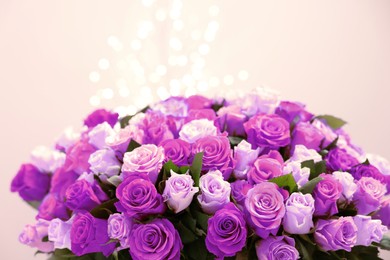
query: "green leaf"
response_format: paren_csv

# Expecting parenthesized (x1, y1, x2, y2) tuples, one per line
(228, 136, 244, 147)
(26, 200, 41, 210)
(295, 236, 315, 260)
(126, 139, 141, 153)
(183, 237, 214, 260)
(163, 160, 179, 175)
(268, 174, 298, 194)
(211, 99, 225, 112)
(377, 235, 390, 251)
(315, 115, 347, 130)
(179, 166, 190, 174)
(190, 152, 204, 187)
(90, 198, 119, 219)
(119, 115, 132, 128)
(193, 210, 210, 232)
(176, 221, 198, 244)
(181, 211, 197, 232)
(301, 160, 327, 180)
(300, 176, 323, 194)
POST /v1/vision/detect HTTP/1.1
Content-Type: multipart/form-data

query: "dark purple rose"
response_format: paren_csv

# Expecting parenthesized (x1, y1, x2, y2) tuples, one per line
(63, 140, 96, 174)
(291, 122, 324, 151)
(187, 95, 213, 109)
(160, 139, 191, 166)
(50, 167, 79, 201)
(326, 148, 359, 172)
(140, 111, 174, 145)
(186, 109, 216, 122)
(244, 114, 291, 149)
(129, 218, 183, 260)
(115, 173, 165, 219)
(256, 235, 299, 260)
(231, 180, 252, 208)
(192, 135, 234, 180)
(350, 164, 386, 183)
(244, 182, 287, 238)
(11, 164, 50, 201)
(37, 193, 68, 220)
(314, 217, 357, 251)
(216, 105, 247, 136)
(206, 203, 247, 258)
(275, 101, 313, 124)
(84, 109, 118, 128)
(353, 177, 386, 215)
(313, 174, 342, 216)
(70, 211, 116, 256)
(65, 179, 108, 211)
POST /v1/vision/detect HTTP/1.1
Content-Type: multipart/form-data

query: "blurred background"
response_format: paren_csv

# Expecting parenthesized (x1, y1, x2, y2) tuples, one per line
(0, 0, 389, 258)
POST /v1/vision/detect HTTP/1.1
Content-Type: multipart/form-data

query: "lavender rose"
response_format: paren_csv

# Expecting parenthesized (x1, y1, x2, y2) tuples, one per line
(37, 193, 69, 220)
(244, 113, 291, 149)
(11, 163, 50, 201)
(106, 125, 144, 156)
(160, 138, 191, 166)
(19, 219, 54, 253)
(256, 236, 299, 260)
(163, 171, 199, 213)
(248, 154, 283, 185)
(63, 140, 96, 174)
(353, 215, 388, 246)
(275, 100, 313, 124)
(216, 105, 247, 136)
(87, 122, 115, 149)
(245, 182, 287, 238)
(353, 177, 386, 214)
(291, 122, 324, 151)
(198, 170, 231, 214)
(179, 119, 218, 143)
(367, 153, 390, 175)
(332, 171, 357, 202)
(283, 161, 311, 188)
(373, 198, 390, 227)
(138, 111, 175, 145)
(70, 211, 116, 256)
(30, 146, 65, 173)
(115, 173, 165, 219)
(192, 135, 234, 180)
(89, 149, 121, 181)
(233, 140, 260, 179)
(283, 192, 315, 234)
(288, 144, 322, 163)
(65, 179, 108, 211)
(313, 174, 342, 217)
(206, 203, 247, 258)
(129, 218, 183, 260)
(231, 179, 252, 209)
(326, 148, 359, 172)
(48, 217, 73, 249)
(314, 217, 357, 251)
(121, 144, 164, 183)
(84, 108, 118, 128)
(107, 213, 132, 248)
(186, 108, 216, 122)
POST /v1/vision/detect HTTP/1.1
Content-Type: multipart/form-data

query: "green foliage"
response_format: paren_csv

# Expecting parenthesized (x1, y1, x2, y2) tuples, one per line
(301, 160, 327, 180)
(90, 198, 118, 219)
(119, 106, 150, 128)
(315, 115, 347, 130)
(269, 174, 298, 194)
(299, 176, 323, 194)
(228, 136, 244, 147)
(125, 139, 141, 153)
(26, 200, 41, 210)
(190, 152, 204, 187)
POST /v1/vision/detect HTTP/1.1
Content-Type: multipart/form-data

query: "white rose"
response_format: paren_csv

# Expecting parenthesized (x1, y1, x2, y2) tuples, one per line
(89, 149, 121, 180)
(288, 145, 322, 163)
(283, 192, 315, 234)
(332, 171, 357, 201)
(179, 119, 217, 143)
(233, 140, 260, 179)
(30, 146, 65, 173)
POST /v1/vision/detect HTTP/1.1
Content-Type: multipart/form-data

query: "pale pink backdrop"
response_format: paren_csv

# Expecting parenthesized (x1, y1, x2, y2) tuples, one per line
(0, 0, 389, 259)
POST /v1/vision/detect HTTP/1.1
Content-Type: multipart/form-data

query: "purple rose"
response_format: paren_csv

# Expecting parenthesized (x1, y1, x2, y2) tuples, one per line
(367, 153, 390, 176)
(192, 135, 234, 180)
(350, 164, 386, 184)
(107, 213, 132, 249)
(353, 177, 386, 214)
(63, 140, 96, 174)
(187, 95, 213, 109)
(106, 125, 144, 156)
(248, 155, 283, 185)
(65, 179, 108, 211)
(206, 203, 247, 258)
(283, 161, 311, 188)
(11, 164, 50, 201)
(312, 119, 338, 147)
(84, 108, 118, 128)
(70, 211, 116, 256)
(256, 236, 299, 260)
(139, 111, 175, 145)
(115, 173, 165, 219)
(231, 180, 252, 209)
(30, 146, 65, 173)
(313, 174, 342, 217)
(314, 217, 357, 251)
(186, 108, 216, 122)
(373, 198, 390, 227)
(233, 140, 260, 179)
(244, 114, 291, 149)
(275, 101, 313, 124)
(216, 105, 247, 136)
(326, 148, 359, 172)
(198, 170, 231, 214)
(283, 192, 315, 234)
(87, 122, 115, 149)
(153, 96, 188, 118)
(88, 149, 121, 181)
(37, 193, 69, 220)
(161, 139, 191, 166)
(163, 171, 199, 213)
(291, 122, 324, 151)
(129, 218, 183, 260)
(121, 144, 165, 184)
(244, 182, 287, 238)
(50, 167, 79, 201)
(48, 217, 73, 249)
(353, 215, 388, 246)
(19, 219, 54, 253)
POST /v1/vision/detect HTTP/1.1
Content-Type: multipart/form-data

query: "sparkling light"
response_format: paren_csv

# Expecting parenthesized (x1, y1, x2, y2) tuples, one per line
(156, 65, 167, 76)
(89, 95, 100, 106)
(169, 37, 183, 51)
(98, 59, 110, 70)
(173, 20, 184, 31)
(223, 75, 234, 86)
(155, 9, 167, 21)
(209, 5, 220, 17)
(131, 40, 142, 51)
(198, 44, 210, 55)
(89, 71, 100, 83)
(157, 86, 170, 100)
(238, 70, 249, 81)
(102, 88, 114, 99)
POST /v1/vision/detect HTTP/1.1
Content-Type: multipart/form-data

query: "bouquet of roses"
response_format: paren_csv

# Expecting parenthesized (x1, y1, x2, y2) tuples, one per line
(11, 88, 390, 259)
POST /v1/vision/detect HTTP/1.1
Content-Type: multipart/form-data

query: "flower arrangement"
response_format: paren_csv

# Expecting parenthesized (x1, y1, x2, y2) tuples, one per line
(11, 88, 390, 259)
